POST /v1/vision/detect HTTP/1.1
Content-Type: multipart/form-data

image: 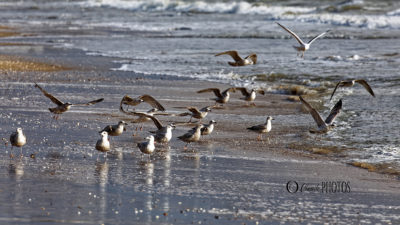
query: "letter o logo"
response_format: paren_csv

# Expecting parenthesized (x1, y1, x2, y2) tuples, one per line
(286, 181, 299, 193)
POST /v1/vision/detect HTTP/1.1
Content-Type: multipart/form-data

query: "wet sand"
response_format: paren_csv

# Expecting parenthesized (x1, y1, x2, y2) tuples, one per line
(1, 44, 400, 224)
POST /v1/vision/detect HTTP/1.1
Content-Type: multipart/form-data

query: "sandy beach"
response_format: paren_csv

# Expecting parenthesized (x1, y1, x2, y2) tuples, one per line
(1, 37, 400, 224)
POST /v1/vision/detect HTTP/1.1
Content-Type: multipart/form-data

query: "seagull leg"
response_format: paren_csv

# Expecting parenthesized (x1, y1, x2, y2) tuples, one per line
(10, 146, 14, 159)
(257, 134, 262, 141)
(301, 51, 304, 58)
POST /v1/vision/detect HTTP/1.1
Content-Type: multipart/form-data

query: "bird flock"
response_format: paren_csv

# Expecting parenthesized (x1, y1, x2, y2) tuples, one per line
(7, 22, 376, 160)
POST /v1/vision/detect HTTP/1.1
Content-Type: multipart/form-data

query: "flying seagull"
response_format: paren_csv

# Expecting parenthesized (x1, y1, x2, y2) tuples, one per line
(299, 96, 342, 133)
(120, 94, 165, 111)
(215, 51, 257, 66)
(178, 106, 212, 123)
(330, 79, 375, 100)
(197, 88, 236, 105)
(276, 22, 330, 58)
(235, 87, 265, 105)
(34, 82, 104, 119)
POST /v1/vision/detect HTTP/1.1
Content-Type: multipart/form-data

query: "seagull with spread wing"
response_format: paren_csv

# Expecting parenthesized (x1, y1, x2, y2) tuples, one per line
(129, 112, 175, 144)
(215, 50, 257, 66)
(299, 96, 342, 133)
(276, 22, 330, 58)
(178, 106, 212, 123)
(120, 94, 165, 111)
(330, 79, 375, 100)
(235, 87, 265, 105)
(197, 87, 236, 105)
(34, 82, 104, 119)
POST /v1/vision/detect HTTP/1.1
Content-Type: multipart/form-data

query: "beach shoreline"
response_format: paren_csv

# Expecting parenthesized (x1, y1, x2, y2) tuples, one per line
(1, 40, 400, 223)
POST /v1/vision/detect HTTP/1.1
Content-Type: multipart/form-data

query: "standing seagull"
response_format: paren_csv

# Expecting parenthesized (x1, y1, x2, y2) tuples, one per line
(199, 120, 217, 136)
(215, 51, 257, 66)
(99, 121, 128, 137)
(178, 124, 203, 149)
(137, 135, 155, 159)
(120, 94, 165, 111)
(276, 22, 330, 58)
(300, 96, 342, 133)
(96, 131, 111, 159)
(247, 116, 274, 141)
(197, 88, 236, 105)
(235, 87, 265, 105)
(34, 83, 104, 119)
(330, 79, 375, 100)
(131, 112, 175, 144)
(178, 106, 212, 123)
(10, 128, 26, 157)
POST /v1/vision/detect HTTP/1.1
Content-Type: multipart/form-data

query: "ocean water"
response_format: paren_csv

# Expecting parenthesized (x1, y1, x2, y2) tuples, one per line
(1, 0, 400, 168)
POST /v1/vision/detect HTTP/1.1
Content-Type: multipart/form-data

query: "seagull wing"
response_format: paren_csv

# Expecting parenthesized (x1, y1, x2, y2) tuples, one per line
(235, 87, 250, 97)
(129, 112, 163, 130)
(307, 30, 330, 45)
(257, 90, 265, 95)
(197, 88, 223, 98)
(34, 82, 64, 106)
(276, 22, 306, 46)
(187, 107, 201, 114)
(356, 80, 375, 97)
(299, 96, 326, 128)
(215, 51, 242, 62)
(72, 98, 104, 106)
(139, 95, 166, 111)
(325, 99, 342, 124)
(329, 81, 344, 101)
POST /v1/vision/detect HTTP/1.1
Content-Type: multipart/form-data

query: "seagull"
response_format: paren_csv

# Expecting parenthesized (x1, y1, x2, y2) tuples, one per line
(330, 79, 375, 100)
(178, 124, 203, 149)
(299, 96, 342, 133)
(247, 116, 274, 141)
(199, 120, 217, 136)
(96, 131, 111, 159)
(276, 22, 330, 58)
(131, 112, 175, 144)
(137, 135, 155, 159)
(99, 121, 128, 137)
(34, 82, 104, 119)
(10, 128, 26, 157)
(235, 87, 265, 105)
(197, 88, 236, 105)
(215, 51, 257, 66)
(119, 106, 172, 132)
(178, 106, 212, 123)
(120, 94, 165, 111)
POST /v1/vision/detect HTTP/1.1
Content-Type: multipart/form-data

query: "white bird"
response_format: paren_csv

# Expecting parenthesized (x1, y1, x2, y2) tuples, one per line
(247, 116, 274, 141)
(130, 112, 175, 144)
(198, 120, 217, 136)
(300, 96, 342, 133)
(137, 135, 155, 159)
(96, 131, 111, 158)
(330, 79, 375, 101)
(276, 22, 330, 58)
(178, 124, 203, 149)
(235, 87, 265, 105)
(10, 128, 27, 157)
(99, 121, 128, 137)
